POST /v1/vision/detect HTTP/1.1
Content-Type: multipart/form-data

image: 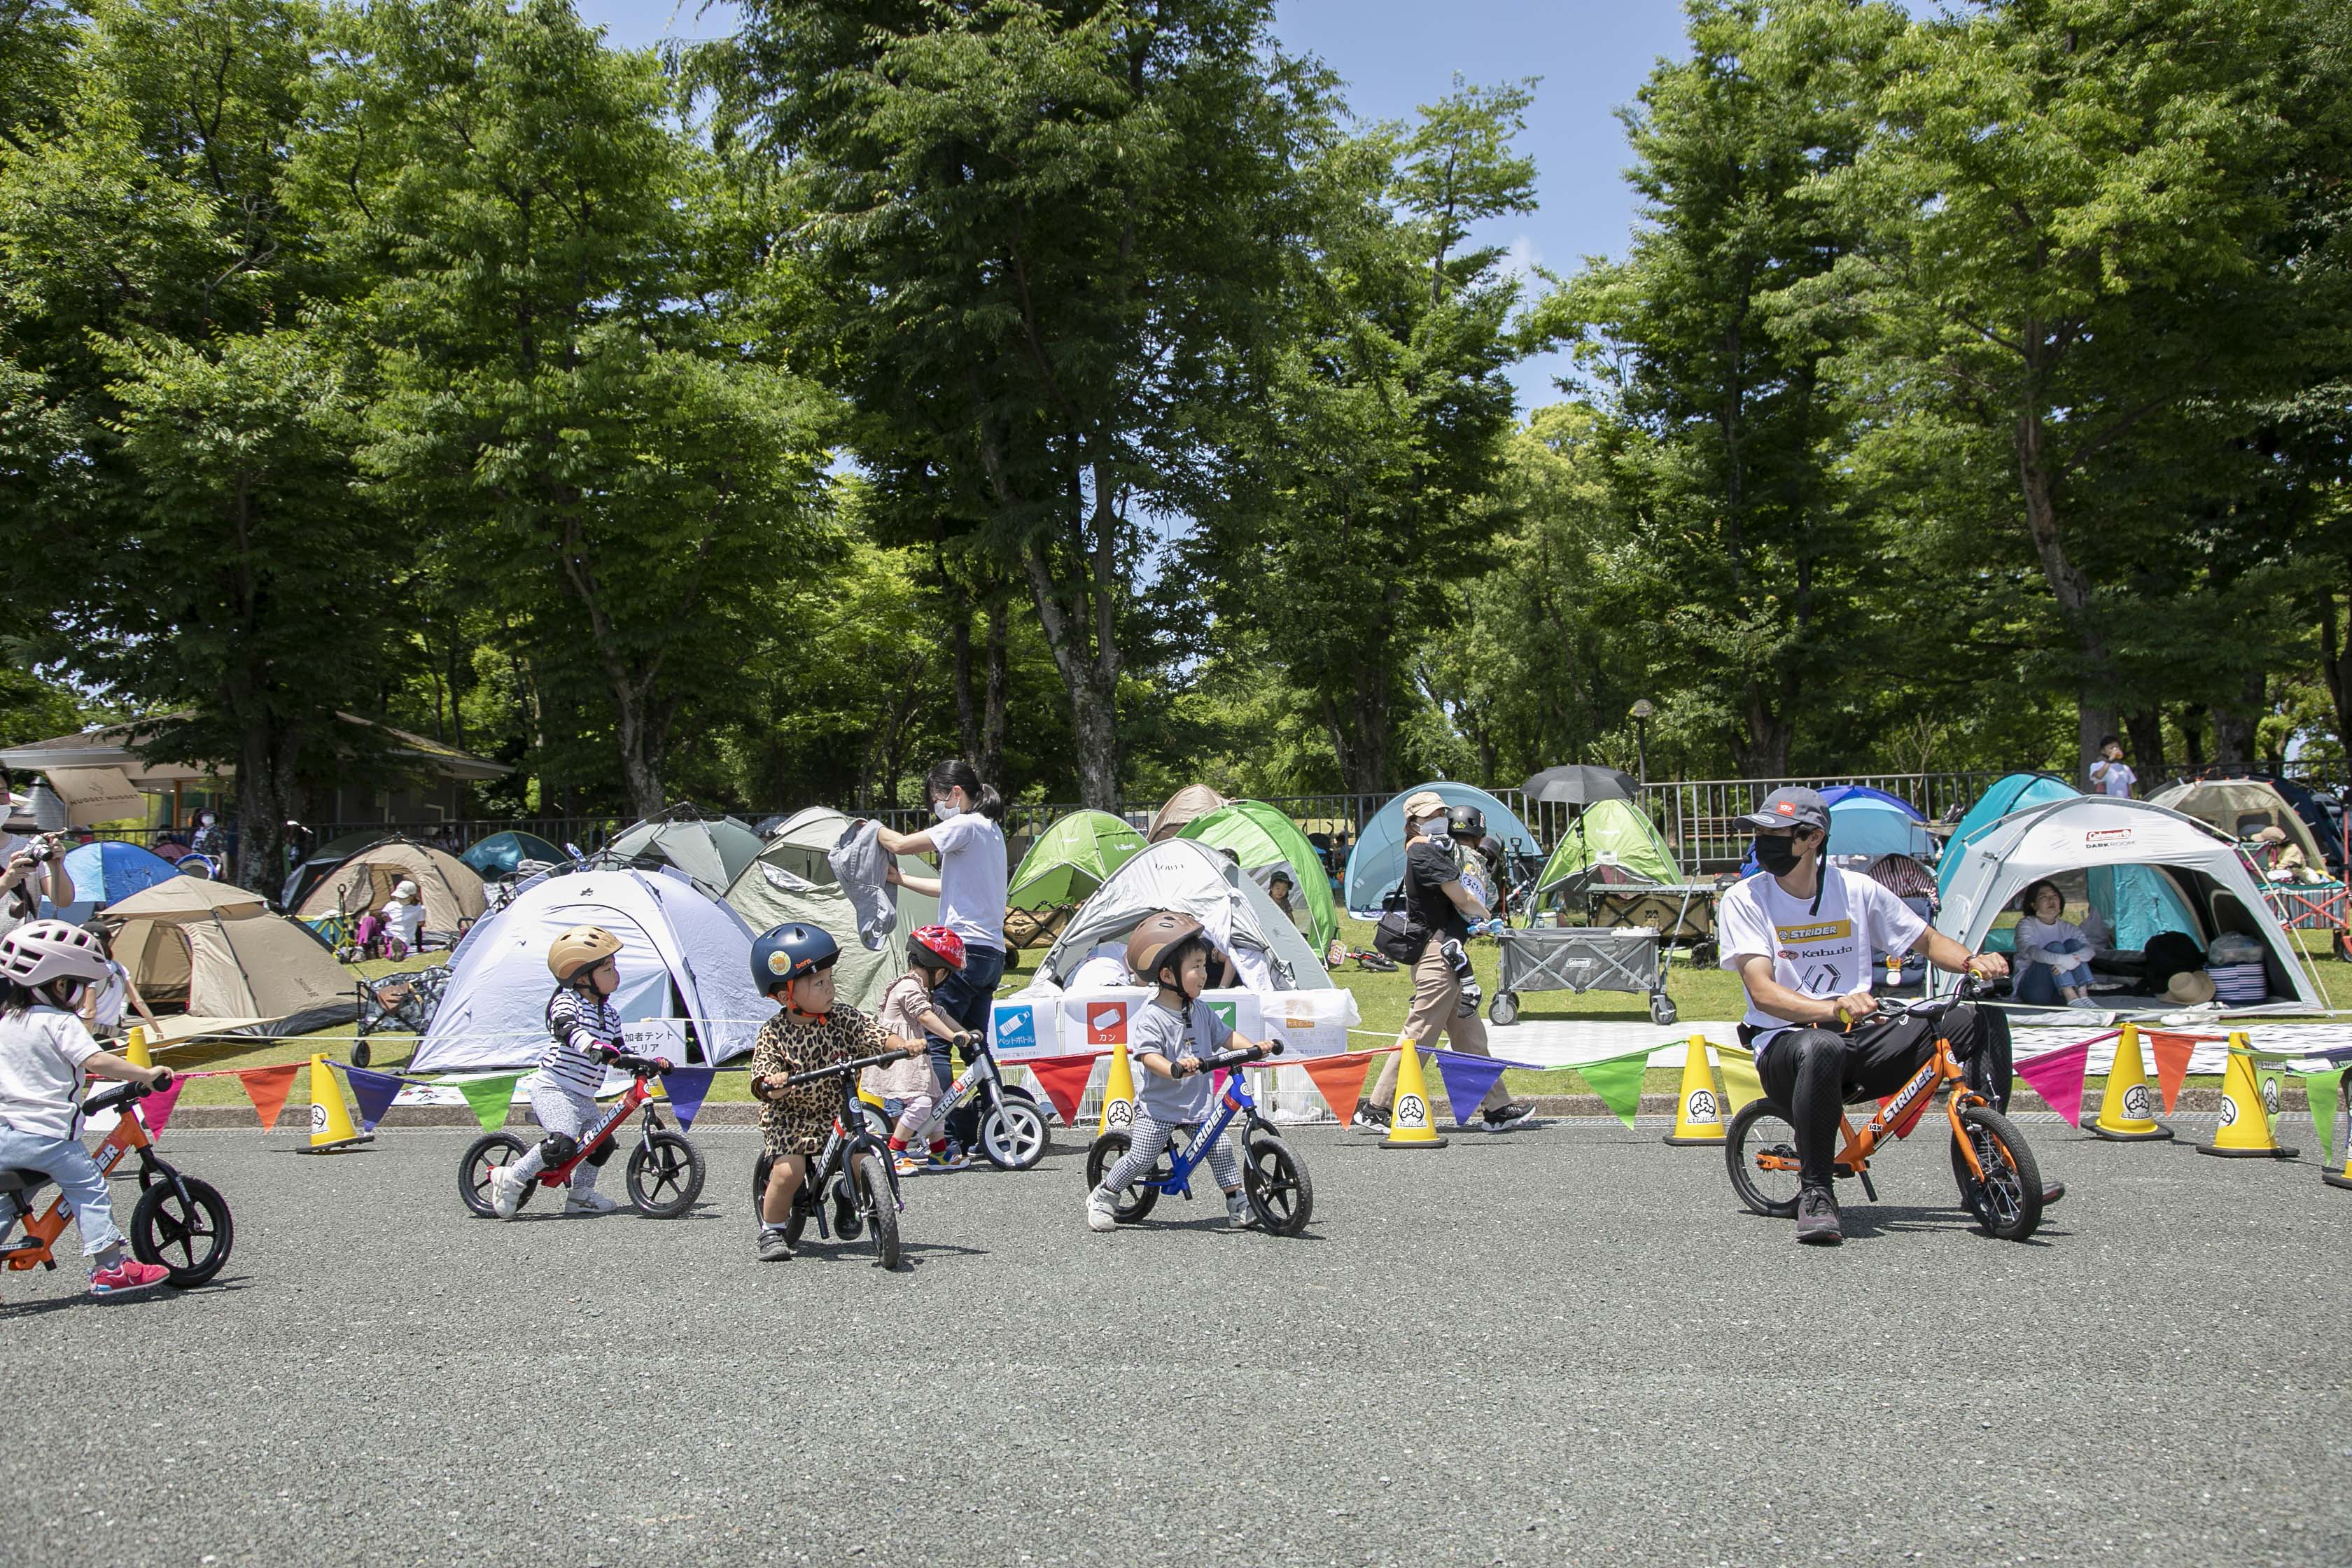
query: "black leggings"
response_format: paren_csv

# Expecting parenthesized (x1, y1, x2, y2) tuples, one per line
(1755, 1004, 2013, 1192)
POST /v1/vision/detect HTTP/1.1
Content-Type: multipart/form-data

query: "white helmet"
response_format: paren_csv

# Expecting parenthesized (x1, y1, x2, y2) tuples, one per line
(0, 918, 112, 988)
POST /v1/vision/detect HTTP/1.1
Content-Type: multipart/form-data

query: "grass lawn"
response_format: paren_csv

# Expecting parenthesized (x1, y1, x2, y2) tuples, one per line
(152, 917, 2352, 1110)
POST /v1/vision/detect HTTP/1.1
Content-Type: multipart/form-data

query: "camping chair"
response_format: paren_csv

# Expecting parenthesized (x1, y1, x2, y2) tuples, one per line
(353, 964, 453, 1065)
(1003, 904, 1073, 952)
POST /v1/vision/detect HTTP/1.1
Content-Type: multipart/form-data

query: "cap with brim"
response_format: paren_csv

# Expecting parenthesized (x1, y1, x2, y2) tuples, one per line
(1401, 791, 1447, 820)
(2253, 826, 2287, 844)
(1730, 787, 1831, 833)
(2166, 969, 2216, 1006)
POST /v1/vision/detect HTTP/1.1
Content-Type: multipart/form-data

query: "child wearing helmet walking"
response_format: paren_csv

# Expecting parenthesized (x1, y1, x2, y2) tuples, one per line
(748, 922, 931, 1261)
(867, 925, 979, 1176)
(487, 926, 639, 1219)
(1084, 911, 1270, 1233)
(0, 919, 174, 1294)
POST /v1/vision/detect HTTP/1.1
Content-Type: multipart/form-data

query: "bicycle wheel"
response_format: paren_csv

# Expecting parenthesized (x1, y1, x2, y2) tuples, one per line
(1242, 1133, 1314, 1235)
(857, 1101, 892, 1142)
(626, 1130, 704, 1219)
(130, 1177, 233, 1287)
(980, 1096, 1049, 1170)
(1360, 951, 1399, 973)
(1951, 1105, 2043, 1242)
(1726, 1100, 1803, 1219)
(460, 1133, 531, 1218)
(1084, 1132, 1160, 1222)
(853, 1150, 899, 1269)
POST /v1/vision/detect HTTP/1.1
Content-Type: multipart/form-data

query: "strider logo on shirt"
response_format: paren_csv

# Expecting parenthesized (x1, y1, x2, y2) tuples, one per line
(1776, 918, 1856, 994)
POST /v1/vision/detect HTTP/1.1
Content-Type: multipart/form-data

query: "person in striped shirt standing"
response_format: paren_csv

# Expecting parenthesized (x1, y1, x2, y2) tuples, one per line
(489, 926, 633, 1219)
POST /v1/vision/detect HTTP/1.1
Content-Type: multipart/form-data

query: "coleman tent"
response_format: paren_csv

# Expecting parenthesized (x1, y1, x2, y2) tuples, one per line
(2148, 778, 2330, 869)
(1342, 781, 1541, 917)
(289, 837, 486, 943)
(106, 875, 357, 1043)
(1934, 795, 2323, 1012)
(1007, 809, 1147, 909)
(1146, 785, 1226, 844)
(1177, 799, 1339, 953)
(721, 808, 939, 1016)
(1532, 797, 1681, 897)
(414, 867, 771, 1071)
(1036, 838, 1332, 993)
(461, 830, 568, 878)
(606, 814, 765, 899)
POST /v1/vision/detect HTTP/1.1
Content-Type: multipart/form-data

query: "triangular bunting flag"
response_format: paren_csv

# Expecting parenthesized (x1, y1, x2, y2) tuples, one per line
(1432, 1050, 1511, 1127)
(659, 1067, 717, 1131)
(1299, 1052, 1377, 1126)
(2146, 1030, 2196, 1115)
(1023, 1054, 1099, 1128)
(137, 1076, 188, 1138)
(1576, 1047, 1650, 1130)
(2013, 1039, 2092, 1128)
(237, 1063, 302, 1131)
(1716, 1044, 1763, 1117)
(344, 1065, 407, 1133)
(2304, 1067, 2344, 1170)
(451, 1074, 522, 1133)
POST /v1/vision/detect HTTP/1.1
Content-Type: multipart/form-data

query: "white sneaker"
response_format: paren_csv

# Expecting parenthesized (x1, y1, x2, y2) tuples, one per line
(2066, 997, 2105, 1009)
(1085, 1185, 1119, 1233)
(1224, 1194, 1252, 1231)
(565, 1188, 621, 1215)
(489, 1164, 526, 1220)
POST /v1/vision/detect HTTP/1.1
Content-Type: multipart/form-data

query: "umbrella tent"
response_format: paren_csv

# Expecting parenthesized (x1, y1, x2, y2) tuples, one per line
(1177, 799, 1340, 953)
(1531, 797, 1682, 895)
(1145, 785, 1226, 844)
(461, 830, 569, 878)
(720, 808, 938, 1016)
(606, 815, 766, 899)
(1934, 796, 2323, 1011)
(288, 838, 486, 941)
(106, 874, 356, 1042)
(2147, 778, 2330, 869)
(59, 839, 179, 906)
(1519, 764, 1637, 806)
(1036, 839, 1334, 993)
(414, 867, 772, 1071)
(1342, 781, 1542, 917)
(1006, 810, 1147, 909)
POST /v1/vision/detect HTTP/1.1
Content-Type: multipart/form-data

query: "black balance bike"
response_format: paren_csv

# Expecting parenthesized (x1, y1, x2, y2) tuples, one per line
(751, 1047, 913, 1268)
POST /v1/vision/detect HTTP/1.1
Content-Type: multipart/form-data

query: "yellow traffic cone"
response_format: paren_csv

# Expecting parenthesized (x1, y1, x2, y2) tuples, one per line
(124, 1026, 152, 1070)
(1097, 1042, 1137, 1137)
(2325, 1074, 2352, 1192)
(302, 1054, 372, 1154)
(2194, 1038, 2297, 1159)
(1381, 1040, 1448, 1150)
(2090, 1023, 2173, 1142)
(1663, 1035, 1726, 1146)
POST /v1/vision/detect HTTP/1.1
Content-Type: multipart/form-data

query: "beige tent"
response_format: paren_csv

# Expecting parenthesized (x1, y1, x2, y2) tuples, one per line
(290, 838, 485, 941)
(2147, 779, 2329, 869)
(1146, 785, 1226, 844)
(107, 875, 356, 1043)
(722, 808, 939, 1016)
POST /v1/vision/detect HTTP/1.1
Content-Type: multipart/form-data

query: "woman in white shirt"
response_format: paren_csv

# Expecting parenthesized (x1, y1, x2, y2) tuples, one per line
(382, 880, 427, 953)
(874, 760, 1008, 1134)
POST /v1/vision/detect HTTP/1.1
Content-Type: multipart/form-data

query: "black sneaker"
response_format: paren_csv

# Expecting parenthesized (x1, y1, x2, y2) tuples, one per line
(757, 1224, 795, 1261)
(2043, 1181, 2066, 1206)
(1795, 1186, 1843, 1246)
(1351, 1099, 1387, 1131)
(1482, 1100, 1535, 1128)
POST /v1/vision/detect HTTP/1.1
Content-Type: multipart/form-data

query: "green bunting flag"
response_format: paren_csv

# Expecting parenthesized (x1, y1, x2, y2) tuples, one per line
(451, 1074, 523, 1133)
(2306, 1068, 2346, 1171)
(1574, 1047, 1651, 1130)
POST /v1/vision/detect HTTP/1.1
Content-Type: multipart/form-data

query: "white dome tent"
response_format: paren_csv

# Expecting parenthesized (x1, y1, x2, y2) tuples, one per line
(413, 867, 772, 1071)
(1034, 838, 1334, 995)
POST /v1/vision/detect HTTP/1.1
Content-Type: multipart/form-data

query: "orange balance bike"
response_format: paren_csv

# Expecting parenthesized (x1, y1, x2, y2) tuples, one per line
(0, 1073, 233, 1294)
(1725, 989, 2045, 1242)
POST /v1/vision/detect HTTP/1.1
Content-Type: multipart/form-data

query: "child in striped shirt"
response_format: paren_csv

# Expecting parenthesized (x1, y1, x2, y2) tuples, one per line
(489, 925, 636, 1219)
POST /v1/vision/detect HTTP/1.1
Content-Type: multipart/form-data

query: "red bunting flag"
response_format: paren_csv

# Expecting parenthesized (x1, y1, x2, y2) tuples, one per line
(236, 1063, 303, 1131)
(1299, 1052, 1378, 1126)
(1022, 1054, 1100, 1127)
(2012, 1039, 2092, 1128)
(2145, 1030, 2197, 1114)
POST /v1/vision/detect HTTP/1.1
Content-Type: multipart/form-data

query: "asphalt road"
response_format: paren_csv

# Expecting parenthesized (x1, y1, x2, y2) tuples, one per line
(4, 1116, 2346, 1567)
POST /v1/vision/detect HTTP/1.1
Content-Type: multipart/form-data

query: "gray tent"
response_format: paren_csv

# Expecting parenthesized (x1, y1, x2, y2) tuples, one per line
(608, 814, 766, 899)
(1037, 839, 1332, 992)
(722, 808, 939, 1015)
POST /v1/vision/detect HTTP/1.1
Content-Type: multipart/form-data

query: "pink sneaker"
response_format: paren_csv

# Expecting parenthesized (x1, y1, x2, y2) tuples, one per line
(90, 1259, 170, 1295)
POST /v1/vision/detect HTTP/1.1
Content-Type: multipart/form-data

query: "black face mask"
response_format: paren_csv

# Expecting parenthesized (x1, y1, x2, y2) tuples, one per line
(1754, 834, 1803, 876)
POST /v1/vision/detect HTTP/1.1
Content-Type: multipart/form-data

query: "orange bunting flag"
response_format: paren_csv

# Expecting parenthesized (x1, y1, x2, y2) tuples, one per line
(237, 1063, 304, 1131)
(2146, 1031, 2197, 1115)
(1300, 1052, 1378, 1126)
(1022, 1054, 1100, 1128)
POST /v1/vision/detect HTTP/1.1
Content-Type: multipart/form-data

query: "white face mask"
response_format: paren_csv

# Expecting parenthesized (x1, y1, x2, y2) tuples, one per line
(1414, 813, 1449, 837)
(932, 799, 958, 823)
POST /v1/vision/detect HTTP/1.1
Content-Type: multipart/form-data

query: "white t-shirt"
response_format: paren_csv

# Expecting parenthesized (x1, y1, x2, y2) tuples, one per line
(88, 962, 132, 1035)
(384, 899, 426, 948)
(1716, 867, 1928, 1056)
(2090, 759, 2135, 797)
(0, 1004, 104, 1140)
(927, 809, 1007, 953)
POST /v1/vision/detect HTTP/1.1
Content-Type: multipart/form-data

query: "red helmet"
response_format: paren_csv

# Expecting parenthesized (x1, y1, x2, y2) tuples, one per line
(909, 924, 966, 972)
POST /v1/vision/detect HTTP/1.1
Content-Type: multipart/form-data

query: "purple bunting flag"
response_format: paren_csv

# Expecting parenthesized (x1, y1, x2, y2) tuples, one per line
(660, 1068, 718, 1131)
(1430, 1049, 1512, 1127)
(342, 1064, 408, 1134)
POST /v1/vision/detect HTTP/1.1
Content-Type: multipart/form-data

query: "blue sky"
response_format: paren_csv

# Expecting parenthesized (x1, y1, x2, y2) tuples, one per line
(575, 0, 1698, 408)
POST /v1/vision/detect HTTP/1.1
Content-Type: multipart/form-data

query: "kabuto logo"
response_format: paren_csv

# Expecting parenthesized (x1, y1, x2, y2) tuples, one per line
(1395, 1092, 1430, 1129)
(1086, 1002, 1128, 1045)
(1799, 962, 1844, 993)
(993, 1005, 1035, 1051)
(2121, 1084, 2152, 1121)
(1686, 1088, 1718, 1124)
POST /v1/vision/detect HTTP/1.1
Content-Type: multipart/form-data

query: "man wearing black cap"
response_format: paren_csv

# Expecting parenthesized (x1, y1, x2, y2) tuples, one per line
(1717, 787, 2027, 1245)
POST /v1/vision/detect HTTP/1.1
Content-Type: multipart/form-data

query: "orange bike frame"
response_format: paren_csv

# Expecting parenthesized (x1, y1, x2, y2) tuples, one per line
(5, 1103, 152, 1272)
(1755, 1031, 1995, 1182)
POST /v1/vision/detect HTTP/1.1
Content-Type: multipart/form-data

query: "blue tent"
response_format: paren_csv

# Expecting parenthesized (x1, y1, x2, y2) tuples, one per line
(1821, 785, 1933, 862)
(462, 830, 569, 878)
(59, 839, 179, 906)
(1936, 774, 2078, 899)
(1935, 773, 2198, 951)
(1342, 781, 1541, 916)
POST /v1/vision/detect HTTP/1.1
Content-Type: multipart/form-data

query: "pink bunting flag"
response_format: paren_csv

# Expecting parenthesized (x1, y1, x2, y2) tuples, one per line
(137, 1076, 188, 1138)
(2012, 1038, 2093, 1128)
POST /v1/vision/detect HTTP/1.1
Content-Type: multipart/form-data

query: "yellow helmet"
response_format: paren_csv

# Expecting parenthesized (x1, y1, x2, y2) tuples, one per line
(547, 925, 622, 983)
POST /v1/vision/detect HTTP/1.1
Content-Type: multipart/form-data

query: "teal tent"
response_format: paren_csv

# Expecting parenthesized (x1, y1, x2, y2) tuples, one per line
(1937, 774, 2078, 899)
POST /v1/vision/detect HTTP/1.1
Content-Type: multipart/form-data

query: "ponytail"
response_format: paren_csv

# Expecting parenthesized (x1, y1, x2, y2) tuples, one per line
(927, 758, 1004, 822)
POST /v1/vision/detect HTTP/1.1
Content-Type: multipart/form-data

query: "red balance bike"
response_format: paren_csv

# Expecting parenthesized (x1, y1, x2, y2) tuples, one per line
(458, 1057, 705, 1219)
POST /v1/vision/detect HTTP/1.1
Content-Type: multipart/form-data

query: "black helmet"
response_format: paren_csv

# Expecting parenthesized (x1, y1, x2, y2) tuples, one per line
(1447, 805, 1486, 839)
(751, 923, 839, 996)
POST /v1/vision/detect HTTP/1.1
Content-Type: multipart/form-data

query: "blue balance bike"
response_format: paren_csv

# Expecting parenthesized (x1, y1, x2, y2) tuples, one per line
(1082, 1042, 1313, 1234)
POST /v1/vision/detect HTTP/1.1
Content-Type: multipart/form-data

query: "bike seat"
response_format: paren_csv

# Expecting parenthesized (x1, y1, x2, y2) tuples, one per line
(0, 1168, 48, 1194)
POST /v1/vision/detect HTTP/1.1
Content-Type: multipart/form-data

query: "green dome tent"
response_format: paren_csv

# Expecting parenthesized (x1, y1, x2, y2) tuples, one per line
(1177, 799, 1338, 953)
(1006, 810, 1147, 910)
(1532, 798, 1681, 897)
